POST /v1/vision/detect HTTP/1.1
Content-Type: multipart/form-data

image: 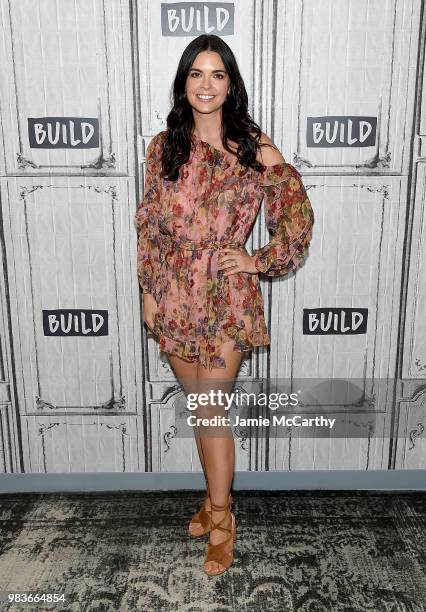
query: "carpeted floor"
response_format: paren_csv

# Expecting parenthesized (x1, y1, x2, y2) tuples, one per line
(0, 490, 425, 611)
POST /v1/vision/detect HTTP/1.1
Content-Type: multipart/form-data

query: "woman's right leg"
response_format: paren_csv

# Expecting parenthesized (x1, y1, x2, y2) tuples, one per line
(167, 353, 209, 535)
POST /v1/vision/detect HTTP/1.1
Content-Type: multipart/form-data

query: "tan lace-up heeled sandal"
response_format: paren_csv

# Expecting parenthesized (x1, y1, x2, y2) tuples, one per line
(203, 499, 236, 576)
(188, 485, 233, 537)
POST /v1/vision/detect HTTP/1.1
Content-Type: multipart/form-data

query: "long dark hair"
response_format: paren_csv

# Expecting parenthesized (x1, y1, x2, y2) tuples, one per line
(162, 34, 272, 181)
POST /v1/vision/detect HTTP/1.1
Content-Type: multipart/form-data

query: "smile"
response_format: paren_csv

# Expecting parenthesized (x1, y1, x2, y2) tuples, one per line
(196, 94, 215, 101)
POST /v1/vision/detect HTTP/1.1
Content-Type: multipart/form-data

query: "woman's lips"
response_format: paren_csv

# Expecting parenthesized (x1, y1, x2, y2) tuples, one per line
(196, 94, 216, 103)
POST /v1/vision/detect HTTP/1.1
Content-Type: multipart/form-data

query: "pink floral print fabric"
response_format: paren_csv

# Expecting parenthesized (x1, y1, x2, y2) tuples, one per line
(134, 130, 314, 370)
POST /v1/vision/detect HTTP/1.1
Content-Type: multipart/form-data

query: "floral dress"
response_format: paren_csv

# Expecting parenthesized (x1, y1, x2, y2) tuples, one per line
(134, 130, 314, 370)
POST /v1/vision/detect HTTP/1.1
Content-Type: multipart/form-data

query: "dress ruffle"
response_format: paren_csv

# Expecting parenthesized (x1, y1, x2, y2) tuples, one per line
(261, 161, 296, 186)
(152, 315, 270, 370)
(252, 161, 314, 276)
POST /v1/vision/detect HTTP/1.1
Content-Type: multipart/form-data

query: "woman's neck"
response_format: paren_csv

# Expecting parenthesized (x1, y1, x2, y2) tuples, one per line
(192, 111, 223, 143)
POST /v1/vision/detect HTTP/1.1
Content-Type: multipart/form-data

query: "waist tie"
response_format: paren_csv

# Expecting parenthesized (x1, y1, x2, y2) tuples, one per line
(159, 228, 245, 370)
(160, 234, 243, 252)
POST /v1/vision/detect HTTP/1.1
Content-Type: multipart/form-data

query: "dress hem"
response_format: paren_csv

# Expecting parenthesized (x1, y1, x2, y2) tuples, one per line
(152, 324, 270, 370)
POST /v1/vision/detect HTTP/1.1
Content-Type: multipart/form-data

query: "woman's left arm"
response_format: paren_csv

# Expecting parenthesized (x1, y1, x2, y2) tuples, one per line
(252, 162, 315, 277)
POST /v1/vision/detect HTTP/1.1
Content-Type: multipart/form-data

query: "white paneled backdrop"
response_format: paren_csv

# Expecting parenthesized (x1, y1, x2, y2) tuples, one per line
(0, 0, 425, 475)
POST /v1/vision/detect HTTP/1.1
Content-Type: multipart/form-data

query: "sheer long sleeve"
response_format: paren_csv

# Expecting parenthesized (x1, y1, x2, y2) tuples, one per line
(252, 162, 314, 277)
(134, 133, 164, 300)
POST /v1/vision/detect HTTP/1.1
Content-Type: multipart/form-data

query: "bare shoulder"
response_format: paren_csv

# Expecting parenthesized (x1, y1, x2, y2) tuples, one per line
(254, 132, 286, 166)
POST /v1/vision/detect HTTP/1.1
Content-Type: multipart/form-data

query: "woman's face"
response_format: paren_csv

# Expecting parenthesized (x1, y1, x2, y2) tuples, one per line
(185, 50, 230, 116)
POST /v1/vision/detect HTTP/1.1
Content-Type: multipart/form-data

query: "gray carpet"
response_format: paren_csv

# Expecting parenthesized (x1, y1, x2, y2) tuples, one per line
(0, 490, 425, 611)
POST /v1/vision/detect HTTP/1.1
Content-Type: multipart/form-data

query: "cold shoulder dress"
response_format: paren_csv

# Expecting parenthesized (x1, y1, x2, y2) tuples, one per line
(134, 130, 314, 370)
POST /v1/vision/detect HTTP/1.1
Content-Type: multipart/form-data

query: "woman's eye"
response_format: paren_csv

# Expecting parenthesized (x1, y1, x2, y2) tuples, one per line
(189, 72, 225, 79)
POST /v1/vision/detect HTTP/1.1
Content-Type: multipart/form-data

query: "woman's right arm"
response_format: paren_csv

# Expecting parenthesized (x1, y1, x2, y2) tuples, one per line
(134, 134, 164, 330)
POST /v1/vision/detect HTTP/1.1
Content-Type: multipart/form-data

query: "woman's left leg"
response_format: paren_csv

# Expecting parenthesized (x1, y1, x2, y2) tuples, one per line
(196, 341, 248, 574)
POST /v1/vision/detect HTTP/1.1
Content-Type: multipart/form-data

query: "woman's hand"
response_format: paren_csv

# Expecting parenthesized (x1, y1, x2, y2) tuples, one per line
(143, 292, 158, 334)
(217, 247, 258, 276)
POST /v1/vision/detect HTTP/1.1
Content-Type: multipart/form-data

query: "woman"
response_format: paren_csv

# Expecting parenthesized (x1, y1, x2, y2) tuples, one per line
(134, 34, 314, 576)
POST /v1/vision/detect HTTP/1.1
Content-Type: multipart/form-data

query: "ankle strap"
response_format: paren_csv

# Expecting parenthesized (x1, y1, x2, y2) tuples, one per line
(210, 500, 231, 511)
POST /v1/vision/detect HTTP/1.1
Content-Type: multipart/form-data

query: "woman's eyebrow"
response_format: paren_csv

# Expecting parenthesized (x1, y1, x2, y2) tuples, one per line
(190, 69, 227, 73)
